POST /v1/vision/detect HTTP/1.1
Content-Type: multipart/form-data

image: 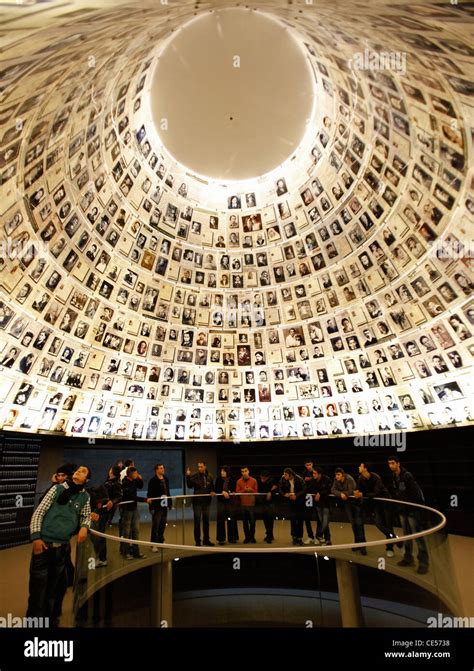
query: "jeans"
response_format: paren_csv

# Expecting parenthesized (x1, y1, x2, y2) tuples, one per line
(27, 544, 69, 619)
(344, 502, 366, 543)
(216, 503, 238, 542)
(241, 507, 256, 541)
(91, 512, 111, 561)
(287, 503, 303, 540)
(193, 502, 210, 543)
(120, 508, 140, 557)
(373, 503, 396, 549)
(316, 506, 331, 541)
(400, 510, 429, 566)
(151, 507, 168, 543)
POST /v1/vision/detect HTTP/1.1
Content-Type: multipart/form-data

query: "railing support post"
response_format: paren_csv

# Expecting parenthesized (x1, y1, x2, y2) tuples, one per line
(150, 558, 173, 627)
(335, 558, 364, 627)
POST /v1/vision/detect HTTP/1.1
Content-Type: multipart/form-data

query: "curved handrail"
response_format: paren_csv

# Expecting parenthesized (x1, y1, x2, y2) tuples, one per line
(88, 497, 447, 553)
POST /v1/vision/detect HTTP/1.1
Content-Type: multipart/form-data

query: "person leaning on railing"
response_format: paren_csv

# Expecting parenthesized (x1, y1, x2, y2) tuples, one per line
(305, 466, 332, 546)
(279, 468, 305, 546)
(186, 462, 216, 547)
(119, 466, 145, 560)
(89, 465, 123, 567)
(387, 456, 429, 575)
(331, 467, 367, 554)
(353, 461, 397, 558)
(214, 466, 239, 545)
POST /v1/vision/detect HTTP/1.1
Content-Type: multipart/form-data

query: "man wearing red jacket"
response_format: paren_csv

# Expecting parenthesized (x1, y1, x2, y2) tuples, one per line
(236, 467, 258, 543)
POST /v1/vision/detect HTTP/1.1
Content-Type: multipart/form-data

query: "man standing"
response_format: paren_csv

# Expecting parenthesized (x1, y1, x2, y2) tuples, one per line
(236, 467, 258, 543)
(120, 466, 145, 559)
(186, 462, 215, 546)
(279, 468, 305, 545)
(147, 463, 171, 550)
(27, 465, 91, 621)
(354, 462, 396, 557)
(301, 460, 316, 543)
(258, 471, 278, 544)
(331, 467, 367, 554)
(306, 466, 332, 545)
(387, 456, 429, 574)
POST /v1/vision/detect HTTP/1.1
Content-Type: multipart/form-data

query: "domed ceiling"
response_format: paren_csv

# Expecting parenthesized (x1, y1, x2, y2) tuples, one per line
(0, 0, 472, 442)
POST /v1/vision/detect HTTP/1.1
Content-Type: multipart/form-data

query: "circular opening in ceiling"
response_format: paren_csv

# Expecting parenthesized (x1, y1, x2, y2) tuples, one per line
(150, 8, 316, 181)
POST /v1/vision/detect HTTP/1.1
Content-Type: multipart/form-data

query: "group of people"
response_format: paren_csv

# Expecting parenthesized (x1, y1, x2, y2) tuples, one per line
(184, 457, 429, 578)
(26, 455, 429, 624)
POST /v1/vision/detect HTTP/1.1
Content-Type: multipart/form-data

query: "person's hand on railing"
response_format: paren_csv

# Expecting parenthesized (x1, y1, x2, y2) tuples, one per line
(266, 493, 271, 502)
(314, 493, 320, 502)
(77, 527, 88, 544)
(91, 512, 100, 522)
(353, 490, 363, 499)
(340, 493, 348, 501)
(105, 500, 113, 511)
(223, 491, 230, 499)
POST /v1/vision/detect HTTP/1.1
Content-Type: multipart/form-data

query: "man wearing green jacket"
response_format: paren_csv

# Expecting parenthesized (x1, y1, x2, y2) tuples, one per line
(27, 465, 92, 621)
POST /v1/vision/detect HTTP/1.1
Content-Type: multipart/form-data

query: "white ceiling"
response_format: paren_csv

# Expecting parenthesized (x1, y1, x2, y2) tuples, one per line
(150, 8, 315, 181)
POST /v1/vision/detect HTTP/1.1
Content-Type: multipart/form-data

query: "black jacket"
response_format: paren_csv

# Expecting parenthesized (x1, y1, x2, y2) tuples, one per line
(305, 474, 332, 505)
(186, 471, 215, 505)
(120, 475, 144, 511)
(257, 477, 278, 505)
(389, 467, 424, 504)
(104, 477, 122, 512)
(214, 474, 237, 504)
(356, 472, 390, 499)
(279, 474, 305, 504)
(147, 475, 172, 510)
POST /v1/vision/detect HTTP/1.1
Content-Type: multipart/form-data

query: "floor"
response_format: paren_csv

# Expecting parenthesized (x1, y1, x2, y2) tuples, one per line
(1, 521, 472, 626)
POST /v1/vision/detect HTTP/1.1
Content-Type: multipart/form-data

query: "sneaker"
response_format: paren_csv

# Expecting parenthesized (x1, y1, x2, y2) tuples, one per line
(417, 564, 429, 575)
(95, 560, 108, 567)
(135, 553, 146, 559)
(203, 541, 215, 547)
(125, 555, 134, 560)
(218, 541, 225, 546)
(386, 550, 395, 558)
(324, 540, 332, 546)
(397, 557, 415, 567)
(152, 546, 159, 553)
(313, 538, 322, 546)
(304, 538, 314, 545)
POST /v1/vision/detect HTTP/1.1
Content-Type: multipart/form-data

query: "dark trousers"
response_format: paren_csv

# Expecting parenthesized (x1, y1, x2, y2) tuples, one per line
(262, 505, 274, 540)
(27, 544, 69, 620)
(344, 502, 366, 543)
(216, 503, 238, 542)
(304, 503, 315, 538)
(120, 508, 140, 557)
(193, 502, 210, 543)
(400, 510, 429, 566)
(241, 507, 256, 541)
(373, 503, 396, 549)
(288, 504, 304, 540)
(151, 507, 168, 543)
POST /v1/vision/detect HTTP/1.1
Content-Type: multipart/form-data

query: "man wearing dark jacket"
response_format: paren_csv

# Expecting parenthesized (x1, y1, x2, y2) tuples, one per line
(306, 466, 332, 545)
(186, 462, 215, 546)
(147, 463, 171, 549)
(91, 465, 122, 566)
(120, 466, 144, 559)
(331, 467, 367, 553)
(27, 465, 91, 621)
(279, 468, 305, 545)
(301, 461, 316, 543)
(387, 456, 429, 574)
(354, 462, 396, 557)
(258, 471, 278, 543)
